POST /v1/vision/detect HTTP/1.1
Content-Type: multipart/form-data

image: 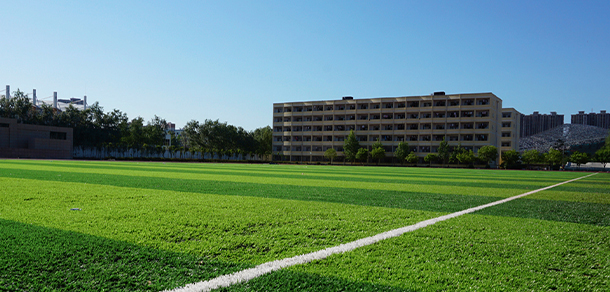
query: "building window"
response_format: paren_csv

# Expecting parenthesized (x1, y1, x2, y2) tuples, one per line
(502, 122, 511, 127)
(476, 98, 490, 105)
(502, 132, 511, 137)
(462, 99, 474, 106)
(502, 112, 512, 118)
(502, 142, 511, 147)
(461, 111, 473, 117)
(50, 131, 67, 140)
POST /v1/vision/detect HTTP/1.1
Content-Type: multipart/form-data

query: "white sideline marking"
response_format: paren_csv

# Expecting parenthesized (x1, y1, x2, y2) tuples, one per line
(164, 173, 598, 292)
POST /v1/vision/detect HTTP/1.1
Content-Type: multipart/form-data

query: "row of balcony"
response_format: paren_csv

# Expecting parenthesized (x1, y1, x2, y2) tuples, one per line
(273, 133, 490, 143)
(273, 98, 492, 113)
(273, 110, 493, 120)
(273, 122, 494, 132)
(272, 144, 489, 154)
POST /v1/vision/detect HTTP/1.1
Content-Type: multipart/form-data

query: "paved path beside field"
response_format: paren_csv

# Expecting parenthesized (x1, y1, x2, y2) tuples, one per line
(164, 172, 598, 292)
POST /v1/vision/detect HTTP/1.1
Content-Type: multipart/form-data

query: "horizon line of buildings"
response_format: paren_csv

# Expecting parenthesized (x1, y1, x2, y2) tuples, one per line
(272, 92, 607, 164)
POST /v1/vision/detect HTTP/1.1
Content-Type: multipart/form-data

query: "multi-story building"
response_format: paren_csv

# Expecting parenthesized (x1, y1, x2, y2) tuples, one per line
(520, 111, 564, 137)
(571, 110, 610, 129)
(272, 92, 511, 163)
(500, 108, 522, 153)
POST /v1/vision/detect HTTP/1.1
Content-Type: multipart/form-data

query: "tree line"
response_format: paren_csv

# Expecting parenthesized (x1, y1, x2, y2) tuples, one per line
(1, 89, 272, 159)
(325, 130, 500, 167)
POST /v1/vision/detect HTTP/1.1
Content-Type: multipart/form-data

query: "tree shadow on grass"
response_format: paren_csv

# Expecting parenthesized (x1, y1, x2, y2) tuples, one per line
(0, 219, 251, 291)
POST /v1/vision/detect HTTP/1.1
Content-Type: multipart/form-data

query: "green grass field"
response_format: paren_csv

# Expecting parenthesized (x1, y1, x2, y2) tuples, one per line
(0, 160, 607, 291)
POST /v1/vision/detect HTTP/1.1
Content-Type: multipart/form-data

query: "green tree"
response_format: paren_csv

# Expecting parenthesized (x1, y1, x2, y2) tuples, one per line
(457, 150, 476, 166)
(406, 152, 418, 165)
(372, 139, 383, 150)
(324, 148, 337, 164)
(343, 130, 360, 164)
(501, 150, 521, 169)
(394, 142, 409, 164)
(569, 151, 589, 168)
(477, 145, 498, 166)
(253, 126, 273, 160)
(437, 138, 450, 166)
(449, 144, 466, 164)
(424, 153, 438, 166)
(544, 148, 563, 169)
(521, 149, 542, 169)
(594, 147, 610, 170)
(371, 147, 386, 165)
(356, 148, 369, 164)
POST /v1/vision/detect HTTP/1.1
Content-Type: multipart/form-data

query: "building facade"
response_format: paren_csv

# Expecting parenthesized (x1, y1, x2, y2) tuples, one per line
(500, 108, 522, 152)
(520, 111, 564, 137)
(0, 117, 73, 159)
(571, 110, 610, 129)
(272, 92, 511, 163)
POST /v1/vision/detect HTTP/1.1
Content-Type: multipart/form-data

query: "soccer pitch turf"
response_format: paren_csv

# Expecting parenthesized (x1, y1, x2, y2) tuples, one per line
(0, 160, 607, 291)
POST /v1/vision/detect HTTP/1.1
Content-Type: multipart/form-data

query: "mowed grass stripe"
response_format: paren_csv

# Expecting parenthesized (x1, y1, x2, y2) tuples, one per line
(0, 177, 443, 264)
(0, 162, 588, 198)
(0, 170, 541, 214)
(475, 173, 610, 226)
(167, 173, 596, 292)
(0, 219, 250, 291)
(271, 214, 609, 292)
(2, 159, 585, 185)
(1, 160, 582, 185)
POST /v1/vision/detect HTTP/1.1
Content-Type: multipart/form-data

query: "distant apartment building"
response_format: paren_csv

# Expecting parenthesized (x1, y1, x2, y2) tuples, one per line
(571, 110, 610, 129)
(0, 117, 73, 159)
(272, 92, 516, 163)
(520, 111, 564, 137)
(500, 108, 522, 152)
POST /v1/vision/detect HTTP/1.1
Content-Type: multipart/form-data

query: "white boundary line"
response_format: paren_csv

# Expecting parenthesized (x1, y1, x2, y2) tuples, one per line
(164, 172, 598, 292)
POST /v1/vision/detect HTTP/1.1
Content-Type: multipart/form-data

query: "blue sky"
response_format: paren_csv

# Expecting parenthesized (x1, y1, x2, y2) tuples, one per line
(2, 1, 609, 130)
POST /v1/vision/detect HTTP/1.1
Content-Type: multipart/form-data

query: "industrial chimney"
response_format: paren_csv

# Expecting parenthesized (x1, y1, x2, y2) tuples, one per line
(53, 92, 58, 109)
(5, 85, 9, 100)
(33, 89, 37, 106)
(84, 95, 87, 110)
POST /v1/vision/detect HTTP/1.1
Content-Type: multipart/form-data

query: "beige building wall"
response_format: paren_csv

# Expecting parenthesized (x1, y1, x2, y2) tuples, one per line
(500, 108, 522, 151)
(273, 92, 511, 163)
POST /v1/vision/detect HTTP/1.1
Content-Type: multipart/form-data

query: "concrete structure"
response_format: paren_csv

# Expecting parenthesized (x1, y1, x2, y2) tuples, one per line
(272, 92, 513, 163)
(571, 110, 610, 129)
(520, 111, 564, 137)
(0, 117, 73, 159)
(500, 108, 522, 152)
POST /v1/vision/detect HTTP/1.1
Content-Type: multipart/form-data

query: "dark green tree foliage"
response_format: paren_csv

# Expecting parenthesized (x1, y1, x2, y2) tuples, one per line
(521, 149, 542, 168)
(394, 142, 409, 164)
(1, 93, 270, 157)
(501, 149, 521, 169)
(182, 119, 258, 158)
(356, 148, 369, 163)
(406, 152, 418, 165)
(569, 151, 589, 167)
(450, 144, 466, 164)
(456, 150, 475, 166)
(437, 138, 450, 165)
(324, 148, 337, 163)
(343, 130, 360, 163)
(370, 139, 385, 164)
(424, 153, 439, 166)
(544, 148, 563, 169)
(477, 145, 498, 166)
(595, 147, 610, 170)
(253, 126, 273, 160)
